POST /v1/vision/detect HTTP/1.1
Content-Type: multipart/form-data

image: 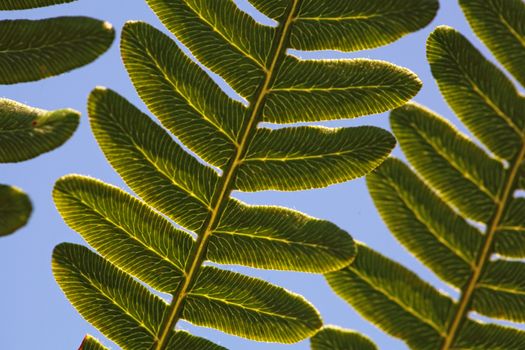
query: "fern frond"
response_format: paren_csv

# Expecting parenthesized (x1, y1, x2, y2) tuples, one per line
(326, 1, 525, 348)
(0, 3, 114, 237)
(52, 0, 438, 348)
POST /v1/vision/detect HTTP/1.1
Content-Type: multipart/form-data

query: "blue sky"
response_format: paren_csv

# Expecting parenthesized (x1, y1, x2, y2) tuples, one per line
(1, 1, 521, 349)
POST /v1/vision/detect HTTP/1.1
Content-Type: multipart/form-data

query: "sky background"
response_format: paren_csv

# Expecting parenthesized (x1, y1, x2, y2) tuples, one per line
(1, 1, 524, 349)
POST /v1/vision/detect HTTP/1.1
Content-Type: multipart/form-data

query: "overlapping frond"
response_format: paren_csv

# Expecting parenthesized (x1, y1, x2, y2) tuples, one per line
(326, 1, 525, 348)
(0, 3, 114, 237)
(52, 0, 438, 348)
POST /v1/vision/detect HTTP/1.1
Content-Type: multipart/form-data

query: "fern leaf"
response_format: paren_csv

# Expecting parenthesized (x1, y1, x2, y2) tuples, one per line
(209, 199, 356, 273)
(53, 175, 192, 293)
(391, 103, 503, 223)
(366, 157, 480, 287)
(0, 185, 32, 236)
(120, 21, 243, 169)
(0, 17, 114, 84)
(0, 0, 74, 10)
(311, 326, 378, 350)
(427, 25, 525, 160)
(184, 266, 321, 343)
(79, 335, 109, 350)
(459, 0, 525, 87)
(327, 1, 525, 347)
(88, 88, 217, 232)
(327, 244, 453, 348)
(253, 0, 439, 51)
(263, 57, 421, 124)
(0, 99, 80, 163)
(236, 126, 396, 191)
(53, 0, 438, 347)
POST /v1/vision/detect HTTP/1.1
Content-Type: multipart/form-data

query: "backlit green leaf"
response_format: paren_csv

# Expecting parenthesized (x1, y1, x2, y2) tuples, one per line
(291, 0, 439, 52)
(236, 126, 395, 191)
(460, 0, 525, 87)
(0, 184, 32, 237)
(311, 326, 378, 350)
(0, 0, 74, 10)
(0, 17, 114, 84)
(185, 266, 322, 343)
(0, 99, 79, 163)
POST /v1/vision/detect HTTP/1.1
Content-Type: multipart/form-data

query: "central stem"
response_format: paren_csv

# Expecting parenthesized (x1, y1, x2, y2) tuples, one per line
(440, 143, 525, 350)
(153, 2, 301, 348)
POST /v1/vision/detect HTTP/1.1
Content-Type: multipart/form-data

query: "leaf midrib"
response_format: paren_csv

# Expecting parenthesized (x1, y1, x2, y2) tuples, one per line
(152, 2, 301, 349)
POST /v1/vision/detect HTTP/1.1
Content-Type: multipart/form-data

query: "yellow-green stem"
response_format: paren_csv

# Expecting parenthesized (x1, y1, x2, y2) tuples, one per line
(153, 2, 301, 348)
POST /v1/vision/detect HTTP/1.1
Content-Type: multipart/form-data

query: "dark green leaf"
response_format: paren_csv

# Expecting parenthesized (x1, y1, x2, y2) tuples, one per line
(264, 57, 421, 123)
(311, 326, 378, 350)
(0, 0, 74, 10)
(209, 199, 356, 273)
(0, 17, 114, 84)
(460, 0, 525, 87)
(0, 184, 32, 237)
(0, 99, 79, 163)
(236, 126, 395, 191)
(291, 0, 439, 52)
(184, 266, 322, 343)
(53, 175, 193, 293)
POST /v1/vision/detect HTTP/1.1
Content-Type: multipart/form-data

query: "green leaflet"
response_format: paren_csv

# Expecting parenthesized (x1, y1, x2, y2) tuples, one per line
(208, 199, 356, 272)
(145, 0, 269, 99)
(185, 266, 322, 343)
(0, 17, 114, 84)
(327, 244, 453, 347)
(367, 157, 480, 288)
(0, 0, 74, 10)
(120, 21, 244, 169)
(427, 26, 525, 160)
(54, 0, 438, 347)
(327, 2, 525, 347)
(290, 0, 439, 52)
(264, 57, 422, 124)
(460, 0, 525, 87)
(0, 184, 32, 237)
(236, 126, 396, 191)
(79, 336, 109, 350)
(0, 99, 80, 163)
(310, 327, 378, 350)
(88, 88, 217, 232)
(474, 259, 525, 323)
(53, 175, 193, 293)
(391, 102, 503, 222)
